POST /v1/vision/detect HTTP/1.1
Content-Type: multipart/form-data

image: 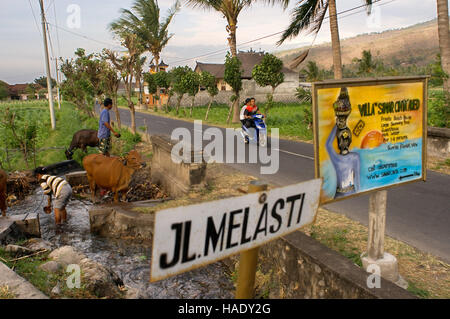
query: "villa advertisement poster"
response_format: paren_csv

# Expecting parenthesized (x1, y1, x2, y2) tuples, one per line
(313, 77, 427, 204)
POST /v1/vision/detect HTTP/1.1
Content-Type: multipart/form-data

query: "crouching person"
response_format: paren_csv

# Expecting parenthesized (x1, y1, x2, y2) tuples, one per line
(34, 167, 72, 225)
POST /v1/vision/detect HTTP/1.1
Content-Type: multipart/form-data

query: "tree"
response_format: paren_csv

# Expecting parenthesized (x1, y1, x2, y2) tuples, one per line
(111, 0, 180, 105)
(252, 53, 284, 118)
(429, 54, 449, 87)
(278, 0, 373, 80)
(104, 33, 143, 134)
(185, 1, 284, 57)
(436, 0, 450, 92)
(353, 50, 377, 76)
(143, 72, 158, 109)
(0, 108, 40, 169)
(200, 71, 219, 121)
(185, 0, 286, 122)
(171, 66, 191, 115)
(60, 48, 103, 117)
(224, 52, 243, 124)
(100, 56, 122, 128)
(300, 61, 322, 81)
(34, 76, 56, 88)
(0, 81, 9, 100)
(154, 71, 171, 112)
(134, 56, 147, 108)
(181, 70, 201, 117)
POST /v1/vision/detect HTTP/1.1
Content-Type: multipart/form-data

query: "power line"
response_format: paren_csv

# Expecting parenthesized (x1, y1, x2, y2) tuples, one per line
(53, 0, 62, 58)
(45, 0, 54, 13)
(46, 22, 118, 48)
(28, 0, 42, 37)
(166, 0, 396, 65)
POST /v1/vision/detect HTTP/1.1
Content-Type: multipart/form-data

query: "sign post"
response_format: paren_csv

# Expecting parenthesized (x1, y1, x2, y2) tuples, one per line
(150, 179, 322, 287)
(367, 190, 387, 260)
(312, 76, 427, 287)
(235, 181, 267, 299)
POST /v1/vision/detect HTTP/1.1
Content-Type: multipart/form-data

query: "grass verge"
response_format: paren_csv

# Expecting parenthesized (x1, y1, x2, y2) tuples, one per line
(0, 244, 99, 299)
(300, 208, 450, 299)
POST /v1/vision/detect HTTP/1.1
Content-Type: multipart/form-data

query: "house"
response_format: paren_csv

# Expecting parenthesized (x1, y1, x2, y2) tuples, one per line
(194, 50, 299, 93)
(5, 83, 52, 101)
(143, 60, 170, 108)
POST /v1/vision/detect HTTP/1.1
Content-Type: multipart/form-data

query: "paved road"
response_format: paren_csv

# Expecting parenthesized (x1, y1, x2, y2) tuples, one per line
(105, 107, 450, 263)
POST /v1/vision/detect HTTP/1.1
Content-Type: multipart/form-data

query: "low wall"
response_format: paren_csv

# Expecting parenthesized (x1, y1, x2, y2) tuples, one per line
(226, 231, 415, 299)
(150, 135, 207, 197)
(89, 204, 155, 240)
(427, 126, 450, 159)
(168, 79, 299, 107)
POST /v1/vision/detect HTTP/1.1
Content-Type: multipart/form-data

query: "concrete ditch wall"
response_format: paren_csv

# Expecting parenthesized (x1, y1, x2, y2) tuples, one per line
(427, 127, 450, 159)
(150, 135, 207, 197)
(246, 231, 415, 299)
(89, 205, 155, 240)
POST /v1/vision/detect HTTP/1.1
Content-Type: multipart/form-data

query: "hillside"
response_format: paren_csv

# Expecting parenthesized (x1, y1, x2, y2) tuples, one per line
(276, 19, 442, 71)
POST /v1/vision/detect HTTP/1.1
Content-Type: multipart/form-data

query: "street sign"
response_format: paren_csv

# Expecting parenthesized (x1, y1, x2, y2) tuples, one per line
(312, 76, 427, 204)
(150, 179, 322, 282)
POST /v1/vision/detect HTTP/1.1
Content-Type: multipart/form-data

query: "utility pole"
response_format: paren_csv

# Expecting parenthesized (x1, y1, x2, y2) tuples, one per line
(52, 57, 61, 110)
(39, 0, 56, 129)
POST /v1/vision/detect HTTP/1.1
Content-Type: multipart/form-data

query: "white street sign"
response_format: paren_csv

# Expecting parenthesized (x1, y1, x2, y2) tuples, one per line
(151, 179, 322, 282)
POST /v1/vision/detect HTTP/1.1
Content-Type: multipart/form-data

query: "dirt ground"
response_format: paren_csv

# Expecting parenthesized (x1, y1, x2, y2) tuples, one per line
(132, 152, 449, 299)
(427, 155, 450, 175)
(301, 207, 450, 298)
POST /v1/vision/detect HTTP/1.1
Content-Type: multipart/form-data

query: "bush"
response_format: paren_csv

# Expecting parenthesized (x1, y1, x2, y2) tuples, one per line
(428, 90, 450, 128)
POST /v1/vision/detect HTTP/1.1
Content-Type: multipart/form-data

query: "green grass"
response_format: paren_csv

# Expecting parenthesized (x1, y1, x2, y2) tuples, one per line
(0, 246, 98, 298)
(145, 102, 314, 141)
(407, 281, 431, 298)
(0, 101, 141, 171)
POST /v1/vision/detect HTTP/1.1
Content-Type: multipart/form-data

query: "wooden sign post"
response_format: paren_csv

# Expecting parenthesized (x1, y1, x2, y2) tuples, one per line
(150, 179, 322, 293)
(235, 181, 267, 299)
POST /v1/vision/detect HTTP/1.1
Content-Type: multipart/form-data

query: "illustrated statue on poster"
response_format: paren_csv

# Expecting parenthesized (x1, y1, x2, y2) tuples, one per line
(326, 87, 361, 198)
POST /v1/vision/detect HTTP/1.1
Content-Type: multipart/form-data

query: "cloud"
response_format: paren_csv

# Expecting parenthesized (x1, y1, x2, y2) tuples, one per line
(0, 0, 440, 83)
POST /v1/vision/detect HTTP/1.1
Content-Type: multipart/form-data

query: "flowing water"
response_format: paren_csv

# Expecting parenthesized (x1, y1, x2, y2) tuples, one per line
(9, 187, 234, 299)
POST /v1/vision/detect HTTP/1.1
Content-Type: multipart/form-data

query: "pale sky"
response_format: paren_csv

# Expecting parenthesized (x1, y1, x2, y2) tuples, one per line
(0, 0, 441, 84)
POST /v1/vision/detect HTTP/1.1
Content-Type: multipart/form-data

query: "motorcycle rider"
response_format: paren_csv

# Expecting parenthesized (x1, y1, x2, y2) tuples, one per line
(240, 97, 259, 129)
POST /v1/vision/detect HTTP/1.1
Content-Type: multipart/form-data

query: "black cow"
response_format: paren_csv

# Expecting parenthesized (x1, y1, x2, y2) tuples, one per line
(65, 129, 99, 160)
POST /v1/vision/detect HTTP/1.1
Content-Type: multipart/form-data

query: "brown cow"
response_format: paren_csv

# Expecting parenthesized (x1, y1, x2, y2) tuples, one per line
(0, 169, 7, 217)
(83, 150, 146, 203)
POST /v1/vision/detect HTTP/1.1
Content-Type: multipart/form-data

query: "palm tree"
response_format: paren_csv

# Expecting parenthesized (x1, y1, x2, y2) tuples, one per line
(185, 1, 286, 57)
(278, 0, 373, 80)
(110, 0, 180, 105)
(436, 0, 450, 93)
(301, 60, 322, 81)
(185, 1, 287, 122)
(353, 50, 376, 76)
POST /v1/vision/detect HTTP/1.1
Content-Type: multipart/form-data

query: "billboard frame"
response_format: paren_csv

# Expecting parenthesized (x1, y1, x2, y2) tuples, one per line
(312, 75, 428, 204)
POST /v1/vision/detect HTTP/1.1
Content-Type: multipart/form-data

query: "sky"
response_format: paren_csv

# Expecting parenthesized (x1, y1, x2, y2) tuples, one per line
(0, 0, 441, 84)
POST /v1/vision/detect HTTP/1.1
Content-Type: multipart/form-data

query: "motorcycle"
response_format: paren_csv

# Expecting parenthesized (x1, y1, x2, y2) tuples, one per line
(240, 114, 267, 147)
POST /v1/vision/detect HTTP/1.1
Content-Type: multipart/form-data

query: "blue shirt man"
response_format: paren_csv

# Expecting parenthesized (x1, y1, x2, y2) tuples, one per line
(98, 108, 111, 139)
(98, 98, 120, 156)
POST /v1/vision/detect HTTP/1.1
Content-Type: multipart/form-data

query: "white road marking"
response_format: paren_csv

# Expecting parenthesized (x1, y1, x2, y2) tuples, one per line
(274, 148, 314, 160)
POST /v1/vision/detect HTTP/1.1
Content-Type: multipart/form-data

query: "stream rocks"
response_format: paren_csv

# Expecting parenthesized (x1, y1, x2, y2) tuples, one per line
(39, 261, 62, 273)
(5, 244, 32, 256)
(48, 246, 124, 298)
(24, 238, 55, 252)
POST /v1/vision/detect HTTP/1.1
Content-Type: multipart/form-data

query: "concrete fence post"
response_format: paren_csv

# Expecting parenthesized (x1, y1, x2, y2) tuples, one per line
(361, 190, 407, 289)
